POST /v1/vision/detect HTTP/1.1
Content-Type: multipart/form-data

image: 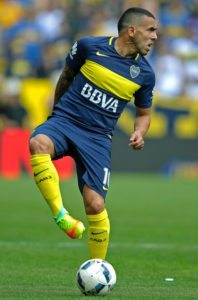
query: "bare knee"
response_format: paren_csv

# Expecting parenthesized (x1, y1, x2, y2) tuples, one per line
(83, 185, 105, 215)
(29, 134, 55, 157)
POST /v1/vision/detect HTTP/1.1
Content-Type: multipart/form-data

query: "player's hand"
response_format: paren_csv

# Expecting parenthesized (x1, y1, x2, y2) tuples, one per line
(129, 131, 144, 150)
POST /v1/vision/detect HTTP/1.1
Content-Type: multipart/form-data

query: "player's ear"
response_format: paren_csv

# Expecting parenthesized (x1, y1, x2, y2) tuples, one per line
(128, 25, 135, 37)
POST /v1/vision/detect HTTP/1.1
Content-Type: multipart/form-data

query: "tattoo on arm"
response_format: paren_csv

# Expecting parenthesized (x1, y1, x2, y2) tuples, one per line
(54, 65, 76, 107)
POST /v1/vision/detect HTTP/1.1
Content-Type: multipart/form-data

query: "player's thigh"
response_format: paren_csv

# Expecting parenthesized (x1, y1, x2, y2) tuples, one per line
(73, 135, 112, 199)
(30, 118, 71, 159)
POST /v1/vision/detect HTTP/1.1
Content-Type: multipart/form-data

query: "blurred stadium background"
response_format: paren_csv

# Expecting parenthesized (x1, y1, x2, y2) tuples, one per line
(1, 1, 198, 298)
(0, 0, 198, 178)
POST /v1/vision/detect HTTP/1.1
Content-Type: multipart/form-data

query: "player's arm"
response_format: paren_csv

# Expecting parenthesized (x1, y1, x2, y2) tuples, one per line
(53, 37, 88, 107)
(129, 106, 151, 150)
(131, 67, 155, 150)
(53, 64, 76, 107)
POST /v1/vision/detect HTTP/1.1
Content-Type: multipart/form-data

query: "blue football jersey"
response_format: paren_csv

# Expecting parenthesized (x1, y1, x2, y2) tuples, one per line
(53, 36, 155, 135)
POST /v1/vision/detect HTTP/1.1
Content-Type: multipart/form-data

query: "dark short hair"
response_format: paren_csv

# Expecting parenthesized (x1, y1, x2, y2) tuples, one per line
(118, 7, 155, 33)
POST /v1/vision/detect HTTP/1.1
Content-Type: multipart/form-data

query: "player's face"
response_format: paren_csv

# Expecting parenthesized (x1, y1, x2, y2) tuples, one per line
(130, 16, 158, 56)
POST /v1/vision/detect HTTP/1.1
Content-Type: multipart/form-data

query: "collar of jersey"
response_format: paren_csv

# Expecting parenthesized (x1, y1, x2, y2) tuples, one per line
(108, 36, 139, 61)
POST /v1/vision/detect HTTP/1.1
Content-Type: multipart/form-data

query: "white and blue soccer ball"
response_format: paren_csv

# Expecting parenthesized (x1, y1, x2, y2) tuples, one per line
(76, 258, 116, 296)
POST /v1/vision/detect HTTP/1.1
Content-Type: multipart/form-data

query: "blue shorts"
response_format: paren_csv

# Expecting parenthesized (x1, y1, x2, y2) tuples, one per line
(31, 116, 112, 198)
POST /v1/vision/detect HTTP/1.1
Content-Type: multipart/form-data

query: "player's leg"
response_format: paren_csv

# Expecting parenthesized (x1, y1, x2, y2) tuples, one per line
(83, 185, 110, 260)
(72, 132, 111, 258)
(29, 133, 62, 215)
(29, 132, 85, 239)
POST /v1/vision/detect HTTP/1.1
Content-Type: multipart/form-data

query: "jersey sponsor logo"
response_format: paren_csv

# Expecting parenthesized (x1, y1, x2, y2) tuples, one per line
(69, 41, 77, 60)
(81, 83, 118, 113)
(96, 51, 109, 57)
(130, 65, 140, 78)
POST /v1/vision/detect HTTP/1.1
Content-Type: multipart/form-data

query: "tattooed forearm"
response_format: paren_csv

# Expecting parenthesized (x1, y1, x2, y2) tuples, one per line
(54, 65, 76, 106)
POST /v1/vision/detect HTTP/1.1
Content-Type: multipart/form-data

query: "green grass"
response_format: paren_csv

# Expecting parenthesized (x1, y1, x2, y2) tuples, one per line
(0, 173, 198, 299)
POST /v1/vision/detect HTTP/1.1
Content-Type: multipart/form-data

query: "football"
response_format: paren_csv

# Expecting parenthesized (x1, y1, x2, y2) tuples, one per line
(76, 258, 116, 296)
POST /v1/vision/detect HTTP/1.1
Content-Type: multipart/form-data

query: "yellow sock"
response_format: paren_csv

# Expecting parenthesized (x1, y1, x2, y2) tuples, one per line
(87, 209, 110, 259)
(30, 154, 65, 217)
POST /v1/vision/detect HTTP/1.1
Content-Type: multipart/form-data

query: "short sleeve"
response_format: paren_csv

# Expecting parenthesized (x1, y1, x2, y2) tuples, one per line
(65, 37, 88, 72)
(134, 71, 155, 108)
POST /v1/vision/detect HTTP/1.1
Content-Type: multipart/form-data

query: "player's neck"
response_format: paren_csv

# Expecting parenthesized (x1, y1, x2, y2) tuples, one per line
(114, 36, 138, 58)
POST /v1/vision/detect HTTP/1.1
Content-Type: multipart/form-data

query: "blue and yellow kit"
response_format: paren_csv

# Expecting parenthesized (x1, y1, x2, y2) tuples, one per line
(54, 36, 155, 136)
(33, 36, 155, 197)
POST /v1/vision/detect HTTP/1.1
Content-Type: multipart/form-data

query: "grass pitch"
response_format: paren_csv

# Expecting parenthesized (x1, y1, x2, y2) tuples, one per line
(0, 173, 198, 299)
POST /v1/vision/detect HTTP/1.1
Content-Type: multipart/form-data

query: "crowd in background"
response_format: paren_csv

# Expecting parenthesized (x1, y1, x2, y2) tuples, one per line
(0, 0, 198, 130)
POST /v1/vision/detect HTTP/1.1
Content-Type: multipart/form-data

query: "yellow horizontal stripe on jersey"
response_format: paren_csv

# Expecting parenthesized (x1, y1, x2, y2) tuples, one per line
(80, 60, 141, 101)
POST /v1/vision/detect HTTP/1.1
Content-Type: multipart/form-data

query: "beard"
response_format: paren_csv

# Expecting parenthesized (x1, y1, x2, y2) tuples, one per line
(128, 35, 147, 56)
